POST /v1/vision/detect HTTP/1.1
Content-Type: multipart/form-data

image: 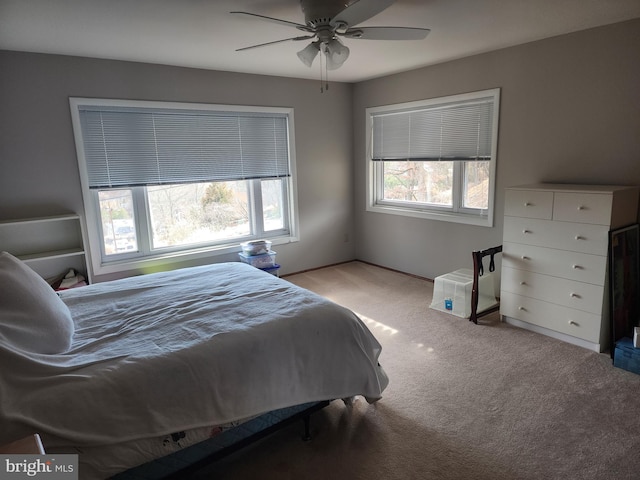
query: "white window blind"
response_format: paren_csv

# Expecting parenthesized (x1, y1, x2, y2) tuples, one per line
(78, 106, 291, 188)
(371, 97, 495, 161)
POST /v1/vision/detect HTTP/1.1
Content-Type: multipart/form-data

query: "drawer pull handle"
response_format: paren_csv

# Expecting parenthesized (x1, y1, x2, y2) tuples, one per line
(518, 306, 526, 311)
(577, 206, 585, 211)
(521, 256, 530, 260)
(524, 202, 532, 207)
(523, 229, 531, 234)
(520, 281, 526, 285)
(568, 320, 579, 326)
(575, 235, 584, 240)
(570, 292, 580, 298)
(572, 264, 583, 269)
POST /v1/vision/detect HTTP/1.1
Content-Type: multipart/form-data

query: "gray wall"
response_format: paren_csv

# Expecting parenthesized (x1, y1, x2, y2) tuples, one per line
(2, 18, 640, 283)
(353, 19, 640, 280)
(0, 51, 355, 280)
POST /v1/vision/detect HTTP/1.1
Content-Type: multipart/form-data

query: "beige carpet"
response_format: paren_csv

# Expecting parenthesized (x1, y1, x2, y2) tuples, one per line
(194, 261, 640, 480)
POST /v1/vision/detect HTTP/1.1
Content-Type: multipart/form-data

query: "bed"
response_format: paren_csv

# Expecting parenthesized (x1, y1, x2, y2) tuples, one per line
(0, 251, 388, 479)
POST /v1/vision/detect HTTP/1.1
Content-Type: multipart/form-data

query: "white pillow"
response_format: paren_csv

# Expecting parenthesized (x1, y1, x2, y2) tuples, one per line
(0, 251, 74, 354)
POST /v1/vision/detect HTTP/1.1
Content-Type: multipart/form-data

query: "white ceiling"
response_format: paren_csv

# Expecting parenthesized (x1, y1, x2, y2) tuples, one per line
(1, 0, 639, 83)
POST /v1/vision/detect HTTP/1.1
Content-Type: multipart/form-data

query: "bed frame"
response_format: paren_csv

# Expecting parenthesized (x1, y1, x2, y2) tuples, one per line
(114, 400, 331, 479)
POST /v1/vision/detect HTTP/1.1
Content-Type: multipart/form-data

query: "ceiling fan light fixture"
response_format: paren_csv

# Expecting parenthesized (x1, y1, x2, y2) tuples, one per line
(325, 38, 350, 70)
(233, 0, 430, 79)
(297, 40, 321, 67)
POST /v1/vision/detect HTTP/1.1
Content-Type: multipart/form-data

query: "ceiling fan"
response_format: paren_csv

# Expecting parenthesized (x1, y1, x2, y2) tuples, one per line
(231, 0, 430, 71)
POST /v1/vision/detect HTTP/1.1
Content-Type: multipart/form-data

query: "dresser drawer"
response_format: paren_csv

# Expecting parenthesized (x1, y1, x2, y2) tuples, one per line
(503, 217, 609, 256)
(505, 189, 553, 219)
(500, 292, 602, 342)
(500, 266, 605, 314)
(553, 192, 613, 225)
(502, 242, 608, 286)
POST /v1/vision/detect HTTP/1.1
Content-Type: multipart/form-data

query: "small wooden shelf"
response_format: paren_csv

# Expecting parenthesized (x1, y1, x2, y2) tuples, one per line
(0, 214, 91, 283)
(19, 248, 87, 262)
(0, 214, 80, 226)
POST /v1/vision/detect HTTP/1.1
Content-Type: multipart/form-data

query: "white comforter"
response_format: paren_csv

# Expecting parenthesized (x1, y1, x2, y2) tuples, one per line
(0, 262, 388, 449)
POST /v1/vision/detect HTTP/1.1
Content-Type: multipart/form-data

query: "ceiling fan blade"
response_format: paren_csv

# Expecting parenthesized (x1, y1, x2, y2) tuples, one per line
(330, 0, 396, 28)
(236, 35, 315, 52)
(230, 11, 313, 33)
(342, 26, 430, 40)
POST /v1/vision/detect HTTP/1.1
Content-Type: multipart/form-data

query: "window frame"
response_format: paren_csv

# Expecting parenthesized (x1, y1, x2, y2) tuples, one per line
(365, 88, 500, 227)
(70, 98, 299, 276)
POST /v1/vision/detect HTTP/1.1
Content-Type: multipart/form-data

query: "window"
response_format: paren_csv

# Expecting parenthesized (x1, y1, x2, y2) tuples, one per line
(366, 89, 500, 226)
(70, 98, 298, 275)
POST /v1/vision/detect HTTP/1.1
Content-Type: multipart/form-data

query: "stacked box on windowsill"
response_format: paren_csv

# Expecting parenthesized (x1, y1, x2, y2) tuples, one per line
(259, 263, 281, 277)
(238, 251, 277, 268)
(240, 240, 272, 256)
(239, 240, 279, 276)
(238, 251, 279, 276)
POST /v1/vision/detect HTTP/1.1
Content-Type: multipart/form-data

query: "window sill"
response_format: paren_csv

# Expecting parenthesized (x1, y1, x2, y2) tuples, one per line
(92, 236, 297, 277)
(366, 203, 493, 227)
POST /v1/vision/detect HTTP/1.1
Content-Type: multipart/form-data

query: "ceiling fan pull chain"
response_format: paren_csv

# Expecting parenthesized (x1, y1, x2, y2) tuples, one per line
(319, 47, 324, 93)
(325, 54, 329, 91)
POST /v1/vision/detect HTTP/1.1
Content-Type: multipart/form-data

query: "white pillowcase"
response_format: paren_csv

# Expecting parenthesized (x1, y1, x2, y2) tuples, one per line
(0, 251, 74, 354)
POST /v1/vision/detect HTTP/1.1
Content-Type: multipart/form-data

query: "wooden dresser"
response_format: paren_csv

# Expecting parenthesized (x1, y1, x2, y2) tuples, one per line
(500, 184, 639, 352)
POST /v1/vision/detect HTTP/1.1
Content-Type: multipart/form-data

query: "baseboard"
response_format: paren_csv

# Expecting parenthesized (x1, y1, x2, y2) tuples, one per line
(280, 260, 355, 278)
(282, 259, 434, 282)
(355, 260, 434, 282)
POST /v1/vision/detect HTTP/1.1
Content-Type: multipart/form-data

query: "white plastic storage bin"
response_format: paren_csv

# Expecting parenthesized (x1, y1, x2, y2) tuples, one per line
(430, 268, 497, 318)
(238, 251, 276, 269)
(240, 240, 272, 256)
